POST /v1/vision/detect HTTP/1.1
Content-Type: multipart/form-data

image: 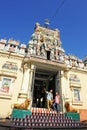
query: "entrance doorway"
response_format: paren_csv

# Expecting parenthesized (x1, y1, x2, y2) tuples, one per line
(32, 68, 58, 108)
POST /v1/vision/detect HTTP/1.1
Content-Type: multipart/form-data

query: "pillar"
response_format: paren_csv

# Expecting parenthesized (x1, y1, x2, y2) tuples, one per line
(55, 70, 63, 112)
(18, 63, 36, 110)
(21, 63, 30, 93)
(28, 64, 36, 109)
(18, 63, 31, 100)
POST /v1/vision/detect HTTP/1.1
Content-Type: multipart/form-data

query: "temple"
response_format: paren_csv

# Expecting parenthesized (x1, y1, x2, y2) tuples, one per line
(0, 22, 87, 121)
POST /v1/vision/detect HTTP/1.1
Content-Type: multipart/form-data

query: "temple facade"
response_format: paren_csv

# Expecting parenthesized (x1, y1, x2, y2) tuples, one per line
(0, 22, 87, 120)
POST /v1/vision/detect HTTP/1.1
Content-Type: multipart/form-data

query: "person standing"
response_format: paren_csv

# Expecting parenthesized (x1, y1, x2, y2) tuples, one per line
(53, 92, 60, 113)
(47, 89, 53, 110)
(41, 87, 47, 108)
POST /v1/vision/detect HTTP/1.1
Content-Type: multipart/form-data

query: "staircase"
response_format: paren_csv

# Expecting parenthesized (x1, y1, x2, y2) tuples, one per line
(10, 107, 87, 129)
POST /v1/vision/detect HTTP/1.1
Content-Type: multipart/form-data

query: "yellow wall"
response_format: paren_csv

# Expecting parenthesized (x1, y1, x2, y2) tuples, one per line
(0, 51, 87, 117)
(61, 68, 87, 112)
(0, 52, 24, 117)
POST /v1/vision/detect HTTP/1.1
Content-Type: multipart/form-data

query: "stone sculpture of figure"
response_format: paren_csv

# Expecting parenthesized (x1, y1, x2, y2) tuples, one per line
(59, 54, 64, 62)
(29, 46, 33, 54)
(33, 40, 37, 45)
(54, 39, 58, 45)
(72, 60, 75, 67)
(50, 48, 55, 60)
(12, 98, 31, 110)
(41, 47, 46, 57)
(35, 22, 40, 28)
(65, 58, 70, 67)
(74, 60, 78, 67)
(69, 59, 72, 66)
(33, 46, 36, 55)
(78, 61, 84, 69)
(36, 43, 41, 56)
(64, 102, 77, 113)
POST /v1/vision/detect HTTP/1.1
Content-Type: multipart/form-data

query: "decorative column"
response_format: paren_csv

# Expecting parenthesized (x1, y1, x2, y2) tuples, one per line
(59, 70, 68, 113)
(56, 70, 64, 113)
(18, 63, 31, 99)
(28, 64, 36, 109)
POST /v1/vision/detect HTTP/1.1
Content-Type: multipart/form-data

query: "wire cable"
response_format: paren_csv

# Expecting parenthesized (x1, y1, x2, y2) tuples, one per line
(50, 0, 66, 21)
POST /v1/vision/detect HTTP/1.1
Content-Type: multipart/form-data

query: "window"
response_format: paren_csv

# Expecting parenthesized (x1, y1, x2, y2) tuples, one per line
(73, 88, 80, 102)
(0, 77, 12, 94)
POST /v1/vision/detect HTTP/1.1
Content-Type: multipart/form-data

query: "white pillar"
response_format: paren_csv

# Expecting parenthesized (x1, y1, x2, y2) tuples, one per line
(28, 64, 36, 109)
(18, 63, 36, 109)
(21, 63, 30, 93)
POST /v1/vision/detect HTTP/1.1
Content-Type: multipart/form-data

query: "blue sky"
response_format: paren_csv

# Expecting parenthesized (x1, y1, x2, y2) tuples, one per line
(0, 0, 87, 59)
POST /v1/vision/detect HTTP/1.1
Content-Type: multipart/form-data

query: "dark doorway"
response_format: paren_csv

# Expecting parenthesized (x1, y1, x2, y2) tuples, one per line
(46, 50, 50, 60)
(32, 68, 57, 108)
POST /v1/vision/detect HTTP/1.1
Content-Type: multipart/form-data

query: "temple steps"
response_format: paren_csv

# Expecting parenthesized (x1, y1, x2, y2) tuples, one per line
(10, 107, 87, 129)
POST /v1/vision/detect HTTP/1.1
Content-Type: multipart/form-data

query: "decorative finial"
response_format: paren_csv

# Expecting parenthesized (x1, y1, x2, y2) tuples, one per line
(45, 18, 50, 28)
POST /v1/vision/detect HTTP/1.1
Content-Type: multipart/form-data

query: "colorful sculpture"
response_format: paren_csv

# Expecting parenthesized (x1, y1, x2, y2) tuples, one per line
(12, 98, 31, 110)
(65, 102, 77, 113)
